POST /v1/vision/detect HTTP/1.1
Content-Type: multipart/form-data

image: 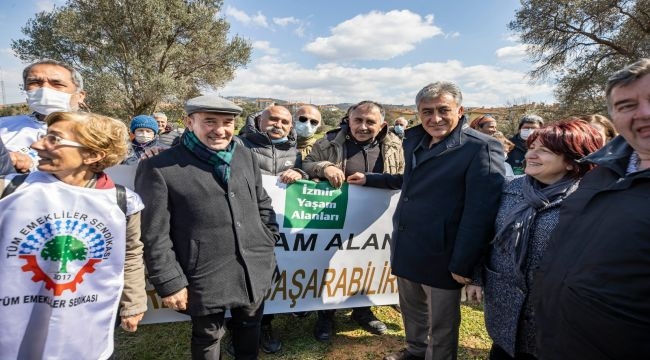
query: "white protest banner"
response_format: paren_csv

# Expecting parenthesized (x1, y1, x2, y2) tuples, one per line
(137, 175, 400, 324)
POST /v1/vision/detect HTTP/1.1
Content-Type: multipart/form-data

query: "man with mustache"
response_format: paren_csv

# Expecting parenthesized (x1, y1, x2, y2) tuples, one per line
(233, 104, 306, 354)
(303, 100, 404, 341)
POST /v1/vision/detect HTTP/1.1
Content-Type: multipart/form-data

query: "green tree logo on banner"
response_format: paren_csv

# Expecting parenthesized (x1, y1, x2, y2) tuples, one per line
(284, 180, 348, 229)
(41, 235, 88, 273)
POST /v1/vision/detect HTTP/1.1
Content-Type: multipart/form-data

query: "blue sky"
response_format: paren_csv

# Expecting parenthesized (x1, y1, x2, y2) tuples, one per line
(0, 0, 554, 107)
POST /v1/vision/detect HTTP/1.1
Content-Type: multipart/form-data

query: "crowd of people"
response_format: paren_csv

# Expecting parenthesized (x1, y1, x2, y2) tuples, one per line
(0, 57, 649, 360)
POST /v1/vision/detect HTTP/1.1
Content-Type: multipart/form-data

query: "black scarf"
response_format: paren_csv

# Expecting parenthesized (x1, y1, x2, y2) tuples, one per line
(492, 176, 579, 278)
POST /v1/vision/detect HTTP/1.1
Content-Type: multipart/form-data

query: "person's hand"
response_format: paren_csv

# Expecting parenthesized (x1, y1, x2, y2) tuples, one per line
(323, 165, 345, 188)
(10, 151, 32, 173)
(278, 169, 303, 184)
(465, 285, 483, 303)
(451, 272, 472, 285)
(162, 287, 188, 311)
(141, 146, 166, 159)
(346, 172, 367, 186)
(120, 312, 144, 332)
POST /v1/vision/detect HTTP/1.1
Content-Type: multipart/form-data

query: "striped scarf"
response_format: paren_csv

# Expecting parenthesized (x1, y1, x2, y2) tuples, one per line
(182, 131, 236, 184)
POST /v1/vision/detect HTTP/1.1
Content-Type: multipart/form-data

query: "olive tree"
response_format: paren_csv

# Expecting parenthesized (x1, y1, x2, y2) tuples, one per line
(12, 0, 251, 119)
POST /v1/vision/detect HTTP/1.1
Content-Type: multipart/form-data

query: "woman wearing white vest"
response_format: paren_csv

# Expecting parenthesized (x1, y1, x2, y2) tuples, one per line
(0, 112, 147, 360)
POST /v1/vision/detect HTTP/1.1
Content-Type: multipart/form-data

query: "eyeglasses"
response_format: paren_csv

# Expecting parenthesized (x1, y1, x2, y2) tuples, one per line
(38, 133, 85, 148)
(298, 116, 320, 126)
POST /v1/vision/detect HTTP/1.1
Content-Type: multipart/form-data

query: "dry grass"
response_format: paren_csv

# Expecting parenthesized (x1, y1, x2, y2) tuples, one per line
(114, 303, 490, 359)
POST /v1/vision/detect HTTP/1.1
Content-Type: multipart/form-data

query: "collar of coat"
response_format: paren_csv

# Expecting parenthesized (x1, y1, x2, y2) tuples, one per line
(407, 115, 475, 150)
(580, 135, 638, 177)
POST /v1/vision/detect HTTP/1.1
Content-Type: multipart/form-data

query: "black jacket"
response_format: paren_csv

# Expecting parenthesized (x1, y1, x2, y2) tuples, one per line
(135, 143, 279, 316)
(237, 112, 303, 176)
(506, 133, 527, 173)
(534, 136, 650, 359)
(389, 118, 504, 289)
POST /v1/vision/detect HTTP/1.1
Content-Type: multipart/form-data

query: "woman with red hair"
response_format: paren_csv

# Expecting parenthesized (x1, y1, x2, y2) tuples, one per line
(468, 119, 603, 360)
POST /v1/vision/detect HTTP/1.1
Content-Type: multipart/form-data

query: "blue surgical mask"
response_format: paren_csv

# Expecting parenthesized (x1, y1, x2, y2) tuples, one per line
(394, 125, 404, 135)
(295, 121, 318, 138)
(271, 137, 288, 144)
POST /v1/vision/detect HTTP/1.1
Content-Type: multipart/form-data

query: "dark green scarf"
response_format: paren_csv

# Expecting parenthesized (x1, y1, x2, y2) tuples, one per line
(182, 131, 236, 184)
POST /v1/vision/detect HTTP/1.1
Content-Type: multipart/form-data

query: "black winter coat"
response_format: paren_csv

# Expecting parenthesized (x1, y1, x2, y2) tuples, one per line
(390, 118, 505, 289)
(135, 144, 279, 316)
(506, 133, 527, 174)
(534, 136, 650, 359)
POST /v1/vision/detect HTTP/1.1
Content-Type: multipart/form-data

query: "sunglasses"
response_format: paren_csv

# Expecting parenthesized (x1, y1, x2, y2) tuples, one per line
(298, 116, 320, 126)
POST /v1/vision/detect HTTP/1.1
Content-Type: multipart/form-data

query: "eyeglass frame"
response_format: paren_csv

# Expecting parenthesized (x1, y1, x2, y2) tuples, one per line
(297, 116, 320, 126)
(38, 133, 85, 148)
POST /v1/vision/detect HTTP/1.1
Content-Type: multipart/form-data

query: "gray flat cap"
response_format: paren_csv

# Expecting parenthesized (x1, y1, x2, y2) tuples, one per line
(185, 95, 242, 115)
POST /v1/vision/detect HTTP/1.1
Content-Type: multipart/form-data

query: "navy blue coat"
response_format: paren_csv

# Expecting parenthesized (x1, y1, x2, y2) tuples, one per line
(390, 118, 504, 289)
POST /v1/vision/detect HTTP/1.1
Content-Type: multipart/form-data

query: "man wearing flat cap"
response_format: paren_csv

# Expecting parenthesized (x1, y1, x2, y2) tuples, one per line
(136, 95, 280, 360)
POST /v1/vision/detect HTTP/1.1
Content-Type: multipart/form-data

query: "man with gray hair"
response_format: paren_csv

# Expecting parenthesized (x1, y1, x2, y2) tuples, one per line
(535, 58, 650, 359)
(379, 82, 504, 360)
(153, 111, 183, 147)
(507, 114, 544, 175)
(0, 59, 86, 172)
(136, 95, 279, 359)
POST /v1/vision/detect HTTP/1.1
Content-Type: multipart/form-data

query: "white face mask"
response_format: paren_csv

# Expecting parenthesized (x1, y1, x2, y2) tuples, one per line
(294, 121, 318, 138)
(520, 128, 534, 140)
(134, 129, 155, 144)
(26, 87, 73, 115)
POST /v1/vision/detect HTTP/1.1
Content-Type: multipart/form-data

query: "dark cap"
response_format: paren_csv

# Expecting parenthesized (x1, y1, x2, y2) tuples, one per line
(185, 95, 242, 116)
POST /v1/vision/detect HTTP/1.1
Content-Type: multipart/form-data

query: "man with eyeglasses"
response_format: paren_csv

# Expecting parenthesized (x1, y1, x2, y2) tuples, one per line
(293, 105, 322, 158)
(303, 100, 404, 341)
(0, 59, 86, 173)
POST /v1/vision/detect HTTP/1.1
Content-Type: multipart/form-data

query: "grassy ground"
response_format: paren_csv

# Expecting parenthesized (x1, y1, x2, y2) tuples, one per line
(114, 303, 490, 359)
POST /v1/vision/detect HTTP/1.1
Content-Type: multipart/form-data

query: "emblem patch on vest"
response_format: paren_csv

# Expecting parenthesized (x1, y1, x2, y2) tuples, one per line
(7, 212, 114, 296)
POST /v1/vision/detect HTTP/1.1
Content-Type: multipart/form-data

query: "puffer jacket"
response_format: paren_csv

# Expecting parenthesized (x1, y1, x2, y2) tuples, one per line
(303, 124, 404, 178)
(237, 112, 304, 176)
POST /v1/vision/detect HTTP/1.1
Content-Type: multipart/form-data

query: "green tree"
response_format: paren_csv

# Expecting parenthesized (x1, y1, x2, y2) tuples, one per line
(41, 235, 87, 273)
(320, 108, 343, 130)
(0, 104, 30, 117)
(12, 0, 251, 119)
(237, 102, 262, 131)
(509, 0, 650, 114)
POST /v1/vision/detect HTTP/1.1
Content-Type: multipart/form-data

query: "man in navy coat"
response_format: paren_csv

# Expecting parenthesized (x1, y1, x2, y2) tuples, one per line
(380, 82, 504, 360)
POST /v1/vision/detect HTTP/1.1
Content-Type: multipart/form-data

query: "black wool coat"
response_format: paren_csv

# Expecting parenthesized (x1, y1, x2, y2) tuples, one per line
(391, 119, 505, 289)
(534, 136, 650, 359)
(135, 143, 279, 316)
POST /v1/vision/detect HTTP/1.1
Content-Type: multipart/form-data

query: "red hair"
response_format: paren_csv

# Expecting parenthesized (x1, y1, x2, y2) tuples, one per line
(470, 115, 495, 130)
(527, 119, 604, 179)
